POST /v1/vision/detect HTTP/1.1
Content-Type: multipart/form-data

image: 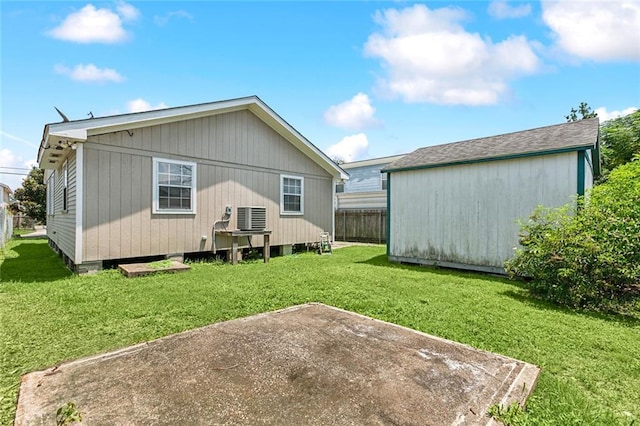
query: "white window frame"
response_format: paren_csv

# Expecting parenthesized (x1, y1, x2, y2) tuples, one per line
(47, 173, 55, 215)
(152, 158, 197, 214)
(280, 174, 304, 215)
(381, 172, 388, 191)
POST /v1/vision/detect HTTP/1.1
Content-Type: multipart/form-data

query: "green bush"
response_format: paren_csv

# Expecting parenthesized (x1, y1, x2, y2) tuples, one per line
(505, 159, 640, 311)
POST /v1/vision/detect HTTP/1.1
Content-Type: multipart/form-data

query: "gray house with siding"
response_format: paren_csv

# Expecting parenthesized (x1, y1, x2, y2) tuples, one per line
(335, 154, 404, 210)
(334, 155, 404, 243)
(383, 118, 600, 274)
(38, 96, 348, 272)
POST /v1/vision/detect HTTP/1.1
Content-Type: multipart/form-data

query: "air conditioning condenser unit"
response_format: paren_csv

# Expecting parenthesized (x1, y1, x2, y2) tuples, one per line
(237, 206, 266, 231)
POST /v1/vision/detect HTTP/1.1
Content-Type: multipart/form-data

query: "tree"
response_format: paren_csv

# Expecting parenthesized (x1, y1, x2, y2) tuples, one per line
(565, 103, 639, 177)
(505, 158, 640, 311)
(600, 109, 640, 173)
(12, 167, 46, 224)
(565, 102, 597, 122)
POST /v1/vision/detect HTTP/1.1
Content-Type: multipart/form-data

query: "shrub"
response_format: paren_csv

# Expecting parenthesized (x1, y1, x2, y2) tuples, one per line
(505, 159, 640, 311)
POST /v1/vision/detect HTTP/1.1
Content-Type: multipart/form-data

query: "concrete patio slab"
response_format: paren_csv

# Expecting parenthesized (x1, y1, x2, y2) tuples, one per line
(15, 303, 539, 425)
(118, 261, 191, 278)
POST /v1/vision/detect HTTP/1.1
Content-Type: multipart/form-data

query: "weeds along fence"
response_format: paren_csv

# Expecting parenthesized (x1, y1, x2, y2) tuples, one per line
(334, 209, 387, 243)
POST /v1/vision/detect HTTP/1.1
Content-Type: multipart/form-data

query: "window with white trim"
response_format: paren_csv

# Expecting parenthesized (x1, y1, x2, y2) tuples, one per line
(280, 174, 304, 215)
(153, 158, 197, 214)
(381, 172, 388, 191)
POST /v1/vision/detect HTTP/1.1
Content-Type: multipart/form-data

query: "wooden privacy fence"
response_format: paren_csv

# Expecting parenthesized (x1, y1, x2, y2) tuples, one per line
(334, 209, 387, 243)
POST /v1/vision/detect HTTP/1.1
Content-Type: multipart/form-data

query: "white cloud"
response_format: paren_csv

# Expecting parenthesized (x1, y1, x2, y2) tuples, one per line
(364, 4, 540, 105)
(488, 1, 531, 19)
(325, 133, 369, 163)
(0, 149, 17, 169)
(595, 106, 638, 122)
(48, 2, 139, 43)
(324, 93, 379, 130)
(54, 64, 125, 83)
(154, 10, 193, 26)
(0, 148, 36, 192)
(127, 98, 169, 113)
(542, 1, 640, 61)
(116, 0, 140, 21)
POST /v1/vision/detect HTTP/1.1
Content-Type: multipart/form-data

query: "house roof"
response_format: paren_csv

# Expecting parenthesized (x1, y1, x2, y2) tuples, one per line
(0, 183, 12, 195)
(341, 154, 407, 170)
(38, 96, 348, 179)
(0, 183, 11, 206)
(383, 118, 600, 173)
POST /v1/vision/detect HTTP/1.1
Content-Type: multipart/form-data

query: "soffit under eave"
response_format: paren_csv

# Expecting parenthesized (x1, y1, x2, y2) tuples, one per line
(38, 128, 88, 170)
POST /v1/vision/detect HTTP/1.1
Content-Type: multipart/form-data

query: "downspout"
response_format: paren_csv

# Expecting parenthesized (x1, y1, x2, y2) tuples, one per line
(592, 132, 601, 179)
(331, 177, 337, 242)
(577, 150, 586, 196)
(386, 172, 391, 257)
(74, 144, 84, 266)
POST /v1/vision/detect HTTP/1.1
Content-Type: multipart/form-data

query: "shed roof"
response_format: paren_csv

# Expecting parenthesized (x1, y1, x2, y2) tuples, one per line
(38, 96, 348, 179)
(383, 118, 599, 172)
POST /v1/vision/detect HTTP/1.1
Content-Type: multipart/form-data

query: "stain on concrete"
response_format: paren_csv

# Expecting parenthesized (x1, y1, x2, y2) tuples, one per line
(15, 303, 539, 425)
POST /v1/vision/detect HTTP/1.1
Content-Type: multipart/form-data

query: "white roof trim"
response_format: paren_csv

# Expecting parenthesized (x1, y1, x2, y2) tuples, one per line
(38, 96, 348, 179)
(341, 154, 406, 169)
(50, 128, 88, 141)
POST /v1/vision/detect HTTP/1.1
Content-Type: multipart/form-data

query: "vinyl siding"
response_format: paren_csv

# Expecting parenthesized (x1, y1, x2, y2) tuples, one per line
(342, 164, 386, 193)
(336, 192, 387, 210)
(82, 109, 333, 262)
(389, 152, 579, 270)
(336, 163, 392, 210)
(47, 152, 77, 262)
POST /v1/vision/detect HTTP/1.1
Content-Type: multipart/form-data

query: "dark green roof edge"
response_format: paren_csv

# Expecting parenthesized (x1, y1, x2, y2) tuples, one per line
(384, 145, 593, 174)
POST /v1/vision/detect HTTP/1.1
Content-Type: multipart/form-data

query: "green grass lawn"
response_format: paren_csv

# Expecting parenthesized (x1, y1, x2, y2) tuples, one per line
(1, 239, 639, 425)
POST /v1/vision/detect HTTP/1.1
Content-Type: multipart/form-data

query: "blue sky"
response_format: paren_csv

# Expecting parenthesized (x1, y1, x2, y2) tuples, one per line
(1, 0, 639, 190)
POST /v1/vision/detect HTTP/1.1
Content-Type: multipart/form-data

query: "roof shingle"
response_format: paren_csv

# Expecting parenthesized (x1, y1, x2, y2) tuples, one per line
(383, 118, 599, 172)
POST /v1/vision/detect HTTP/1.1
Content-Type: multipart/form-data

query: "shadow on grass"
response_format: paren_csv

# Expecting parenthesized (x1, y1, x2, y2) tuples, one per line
(501, 289, 640, 328)
(1, 239, 72, 283)
(361, 254, 640, 326)
(357, 254, 509, 282)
